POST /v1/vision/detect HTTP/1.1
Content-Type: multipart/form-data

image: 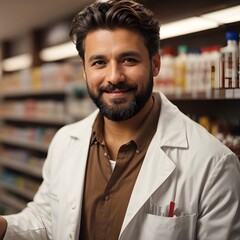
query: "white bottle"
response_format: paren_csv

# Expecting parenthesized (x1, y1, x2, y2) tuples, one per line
(186, 50, 200, 94)
(199, 47, 211, 93)
(155, 47, 175, 94)
(221, 31, 239, 88)
(175, 45, 188, 95)
(209, 46, 221, 89)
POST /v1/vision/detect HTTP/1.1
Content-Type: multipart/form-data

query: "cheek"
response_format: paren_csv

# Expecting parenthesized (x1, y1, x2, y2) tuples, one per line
(133, 69, 151, 87)
(86, 70, 103, 88)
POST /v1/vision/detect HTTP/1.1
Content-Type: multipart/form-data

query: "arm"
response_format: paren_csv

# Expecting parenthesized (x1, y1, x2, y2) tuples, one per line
(198, 153, 240, 239)
(0, 216, 7, 239)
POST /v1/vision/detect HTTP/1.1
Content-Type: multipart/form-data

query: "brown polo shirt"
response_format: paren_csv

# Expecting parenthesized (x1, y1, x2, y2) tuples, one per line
(79, 93, 161, 240)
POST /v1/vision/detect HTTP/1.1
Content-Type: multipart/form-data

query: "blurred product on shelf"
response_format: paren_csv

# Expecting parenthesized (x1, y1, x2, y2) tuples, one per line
(0, 190, 28, 215)
(1, 62, 83, 94)
(154, 46, 176, 94)
(0, 168, 41, 197)
(175, 45, 188, 94)
(199, 47, 211, 94)
(0, 125, 57, 146)
(209, 46, 221, 89)
(0, 146, 44, 171)
(154, 31, 240, 95)
(0, 100, 65, 121)
(186, 49, 201, 95)
(221, 31, 239, 88)
(197, 115, 240, 160)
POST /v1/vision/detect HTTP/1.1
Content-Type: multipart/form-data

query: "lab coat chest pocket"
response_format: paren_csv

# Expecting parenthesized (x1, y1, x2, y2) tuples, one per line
(140, 213, 196, 240)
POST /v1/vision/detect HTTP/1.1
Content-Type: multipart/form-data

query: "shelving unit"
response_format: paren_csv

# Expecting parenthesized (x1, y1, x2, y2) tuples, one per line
(0, 63, 96, 213)
(0, 156, 42, 178)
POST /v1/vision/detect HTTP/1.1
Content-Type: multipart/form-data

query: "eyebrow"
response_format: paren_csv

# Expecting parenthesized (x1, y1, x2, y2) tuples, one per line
(88, 51, 142, 63)
(119, 51, 142, 59)
(88, 54, 105, 63)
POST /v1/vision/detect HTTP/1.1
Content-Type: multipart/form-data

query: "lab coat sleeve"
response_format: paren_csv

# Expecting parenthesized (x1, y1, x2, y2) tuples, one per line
(2, 131, 58, 240)
(197, 152, 240, 239)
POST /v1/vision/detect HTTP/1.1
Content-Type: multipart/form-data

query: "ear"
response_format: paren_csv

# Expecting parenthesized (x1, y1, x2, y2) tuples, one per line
(80, 60, 87, 80)
(151, 52, 161, 77)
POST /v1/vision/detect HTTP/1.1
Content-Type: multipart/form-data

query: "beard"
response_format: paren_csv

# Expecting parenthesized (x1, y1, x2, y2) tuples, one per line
(86, 72, 153, 121)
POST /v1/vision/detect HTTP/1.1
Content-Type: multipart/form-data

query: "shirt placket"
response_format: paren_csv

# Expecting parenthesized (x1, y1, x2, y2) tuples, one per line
(95, 142, 136, 240)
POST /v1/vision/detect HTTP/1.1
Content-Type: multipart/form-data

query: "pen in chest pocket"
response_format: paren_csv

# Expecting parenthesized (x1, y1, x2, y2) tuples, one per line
(149, 200, 176, 217)
(168, 201, 175, 217)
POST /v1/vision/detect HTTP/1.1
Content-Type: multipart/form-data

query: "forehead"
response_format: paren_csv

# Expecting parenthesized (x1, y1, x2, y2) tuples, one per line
(84, 28, 148, 57)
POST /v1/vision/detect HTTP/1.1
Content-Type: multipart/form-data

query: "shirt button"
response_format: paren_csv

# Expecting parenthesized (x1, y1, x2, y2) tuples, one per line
(104, 195, 110, 201)
(69, 233, 73, 239)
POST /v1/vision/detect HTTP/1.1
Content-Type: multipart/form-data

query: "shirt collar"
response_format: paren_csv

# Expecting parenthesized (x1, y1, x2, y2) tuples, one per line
(90, 113, 105, 146)
(133, 93, 160, 150)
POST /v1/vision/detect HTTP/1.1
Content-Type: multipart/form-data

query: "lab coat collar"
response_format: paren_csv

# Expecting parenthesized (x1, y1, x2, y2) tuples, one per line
(69, 109, 99, 140)
(156, 91, 188, 149)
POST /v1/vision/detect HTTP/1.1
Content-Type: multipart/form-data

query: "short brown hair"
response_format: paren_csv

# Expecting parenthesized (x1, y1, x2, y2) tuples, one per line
(70, 0, 160, 61)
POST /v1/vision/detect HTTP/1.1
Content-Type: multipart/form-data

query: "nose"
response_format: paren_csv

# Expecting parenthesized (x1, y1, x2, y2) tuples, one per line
(107, 62, 124, 84)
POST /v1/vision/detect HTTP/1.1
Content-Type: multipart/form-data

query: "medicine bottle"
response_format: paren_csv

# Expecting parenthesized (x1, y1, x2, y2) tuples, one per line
(209, 46, 221, 89)
(221, 31, 239, 88)
(175, 45, 188, 94)
(155, 46, 176, 94)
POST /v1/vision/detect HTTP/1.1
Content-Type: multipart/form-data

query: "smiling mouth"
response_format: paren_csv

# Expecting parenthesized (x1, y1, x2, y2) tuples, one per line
(101, 82, 136, 95)
(105, 88, 131, 94)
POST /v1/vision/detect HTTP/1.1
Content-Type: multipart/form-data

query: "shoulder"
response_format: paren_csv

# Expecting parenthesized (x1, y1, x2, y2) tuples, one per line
(158, 91, 235, 166)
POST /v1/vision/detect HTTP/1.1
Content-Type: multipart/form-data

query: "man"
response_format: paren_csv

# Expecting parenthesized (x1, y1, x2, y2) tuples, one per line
(1, 0, 240, 239)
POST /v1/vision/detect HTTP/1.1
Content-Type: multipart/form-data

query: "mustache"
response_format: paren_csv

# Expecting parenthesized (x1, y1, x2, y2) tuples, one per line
(99, 82, 137, 93)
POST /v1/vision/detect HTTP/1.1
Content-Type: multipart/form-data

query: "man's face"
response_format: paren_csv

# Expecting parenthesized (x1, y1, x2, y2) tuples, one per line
(82, 28, 160, 121)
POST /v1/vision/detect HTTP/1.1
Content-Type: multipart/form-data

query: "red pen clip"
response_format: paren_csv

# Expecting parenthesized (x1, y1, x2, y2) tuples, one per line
(168, 201, 175, 217)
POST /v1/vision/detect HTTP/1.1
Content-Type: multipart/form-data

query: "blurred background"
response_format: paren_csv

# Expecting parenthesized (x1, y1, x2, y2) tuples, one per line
(0, 0, 240, 214)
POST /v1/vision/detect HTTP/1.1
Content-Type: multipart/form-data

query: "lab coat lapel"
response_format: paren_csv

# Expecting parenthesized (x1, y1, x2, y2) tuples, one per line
(120, 136, 176, 235)
(60, 111, 98, 239)
(120, 92, 187, 236)
(63, 112, 98, 198)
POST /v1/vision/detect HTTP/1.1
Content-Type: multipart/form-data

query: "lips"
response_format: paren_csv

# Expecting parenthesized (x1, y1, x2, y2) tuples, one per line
(100, 82, 136, 94)
(105, 88, 130, 93)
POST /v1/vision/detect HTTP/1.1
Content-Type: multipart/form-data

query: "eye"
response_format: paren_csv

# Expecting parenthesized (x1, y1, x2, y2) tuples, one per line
(123, 58, 139, 65)
(92, 60, 106, 68)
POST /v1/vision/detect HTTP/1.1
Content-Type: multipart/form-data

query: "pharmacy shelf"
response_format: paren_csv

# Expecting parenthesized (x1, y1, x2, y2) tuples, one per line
(0, 87, 66, 98)
(0, 193, 27, 211)
(0, 136, 49, 152)
(0, 182, 36, 200)
(169, 97, 240, 119)
(2, 114, 68, 125)
(164, 88, 240, 100)
(0, 157, 42, 178)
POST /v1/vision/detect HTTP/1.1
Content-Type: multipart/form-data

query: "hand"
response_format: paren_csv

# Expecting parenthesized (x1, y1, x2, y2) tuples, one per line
(0, 216, 7, 239)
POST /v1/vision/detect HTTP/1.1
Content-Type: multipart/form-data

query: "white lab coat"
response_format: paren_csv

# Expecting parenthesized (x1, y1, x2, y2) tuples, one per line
(3, 92, 240, 240)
